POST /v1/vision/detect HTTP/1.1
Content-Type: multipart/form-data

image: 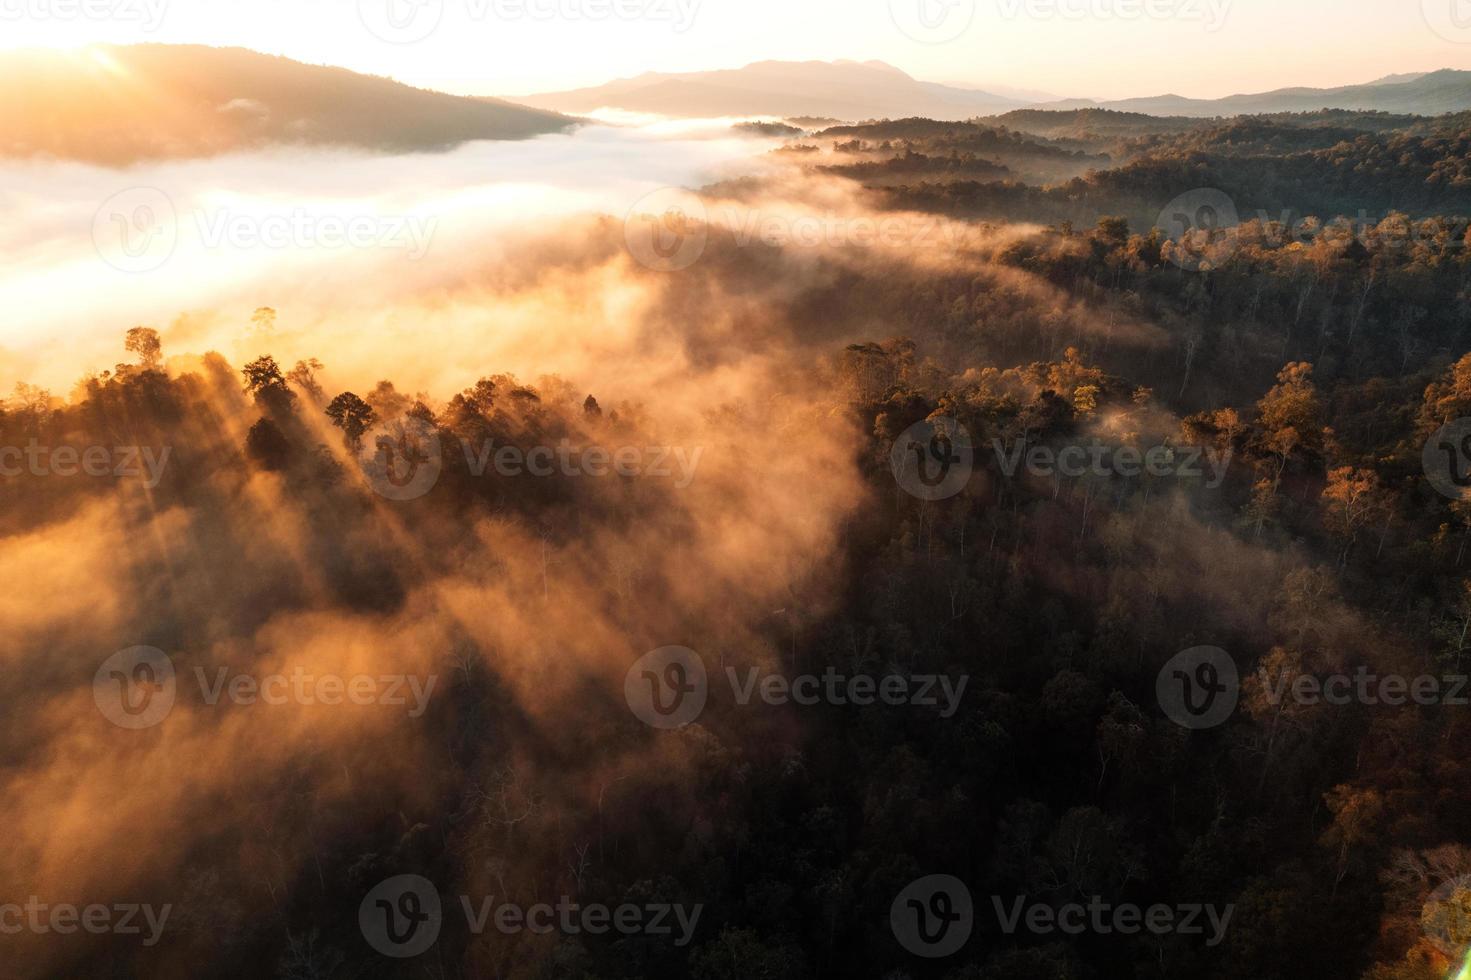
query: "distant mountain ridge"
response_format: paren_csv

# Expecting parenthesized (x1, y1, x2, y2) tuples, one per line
(0, 44, 573, 165)
(517, 60, 1025, 121)
(522, 61, 1471, 122)
(1046, 69, 1471, 117)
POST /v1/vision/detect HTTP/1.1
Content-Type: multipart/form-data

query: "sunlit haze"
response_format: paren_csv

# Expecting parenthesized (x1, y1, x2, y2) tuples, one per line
(11, 1, 1471, 978)
(1, 0, 1468, 99)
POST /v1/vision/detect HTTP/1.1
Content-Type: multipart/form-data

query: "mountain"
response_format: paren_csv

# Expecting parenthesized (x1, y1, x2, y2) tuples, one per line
(517, 60, 1024, 122)
(0, 44, 573, 165)
(1048, 69, 1471, 117)
(523, 61, 1471, 125)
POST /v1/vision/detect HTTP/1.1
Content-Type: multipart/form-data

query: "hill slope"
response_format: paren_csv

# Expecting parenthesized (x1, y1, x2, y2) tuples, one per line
(0, 44, 573, 164)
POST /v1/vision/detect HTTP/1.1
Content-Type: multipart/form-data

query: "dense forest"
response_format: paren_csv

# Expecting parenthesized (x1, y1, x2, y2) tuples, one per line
(12, 102, 1471, 980)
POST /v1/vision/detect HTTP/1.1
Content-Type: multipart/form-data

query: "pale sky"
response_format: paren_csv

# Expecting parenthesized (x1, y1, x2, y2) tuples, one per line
(2, 0, 1469, 101)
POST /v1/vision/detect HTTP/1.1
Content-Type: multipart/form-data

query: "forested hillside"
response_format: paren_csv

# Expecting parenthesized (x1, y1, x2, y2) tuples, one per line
(11, 98, 1471, 980)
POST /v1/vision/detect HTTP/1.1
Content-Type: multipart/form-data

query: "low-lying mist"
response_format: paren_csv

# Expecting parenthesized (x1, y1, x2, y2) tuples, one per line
(0, 120, 796, 392)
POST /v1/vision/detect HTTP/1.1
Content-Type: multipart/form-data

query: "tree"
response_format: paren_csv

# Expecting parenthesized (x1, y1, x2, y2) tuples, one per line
(690, 927, 806, 980)
(463, 378, 497, 415)
(286, 359, 324, 401)
(1419, 352, 1471, 434)
(1242, 645, 1313, 794)
(1320, 784, 1385, 895)
(10, 382, 52, 427)
(1321, 466, 1392, 564)
(245, 418, 292, 470)
(124, 326, 162, 370)
(1240, 477, 1281, 540)
(1072, 384, 1099, 416)
(1095, 692, 1146, 790)
(324, 392, 376, 452)
(365, 379, 411, 420)
(249, 306, 277, 336)
(1256, 361, 1323, 489)
(275, 929, 343, 980)
(242, 355, 295, 411)
(1094, 215, 1129, 246)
